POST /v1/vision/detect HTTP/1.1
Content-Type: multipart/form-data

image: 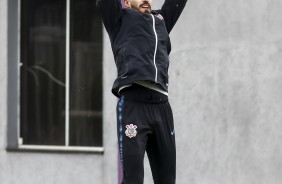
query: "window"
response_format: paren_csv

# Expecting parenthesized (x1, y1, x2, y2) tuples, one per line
(18, 0, 103, 151)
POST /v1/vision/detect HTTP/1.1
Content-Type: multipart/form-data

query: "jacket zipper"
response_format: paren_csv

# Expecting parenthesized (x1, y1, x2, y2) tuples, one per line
(150, 14, 158, 82)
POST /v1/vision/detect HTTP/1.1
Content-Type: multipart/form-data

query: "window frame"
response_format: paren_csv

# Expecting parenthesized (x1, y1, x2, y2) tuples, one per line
(6, 0, 104, 153)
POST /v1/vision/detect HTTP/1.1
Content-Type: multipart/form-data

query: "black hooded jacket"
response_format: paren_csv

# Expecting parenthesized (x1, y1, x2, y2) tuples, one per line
(97, 0, 187, 97)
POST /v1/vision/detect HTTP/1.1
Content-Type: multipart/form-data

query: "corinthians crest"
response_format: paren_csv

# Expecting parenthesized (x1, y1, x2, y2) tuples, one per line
(125, 124, 138, 138)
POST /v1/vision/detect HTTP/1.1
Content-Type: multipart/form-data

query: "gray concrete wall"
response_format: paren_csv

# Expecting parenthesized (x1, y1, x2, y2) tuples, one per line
(168, 0, 282, 183)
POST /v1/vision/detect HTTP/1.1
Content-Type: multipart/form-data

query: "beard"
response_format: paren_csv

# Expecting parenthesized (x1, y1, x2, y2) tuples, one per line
(131, 2, 151, 13)
(139, 2, 151, 13)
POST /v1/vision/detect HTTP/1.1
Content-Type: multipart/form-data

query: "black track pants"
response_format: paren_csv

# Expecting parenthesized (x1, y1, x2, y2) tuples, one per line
(117, 84, 176, 184)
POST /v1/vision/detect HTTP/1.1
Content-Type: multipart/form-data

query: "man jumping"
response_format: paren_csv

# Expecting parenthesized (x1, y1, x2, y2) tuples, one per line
(97, 0, 187, 183)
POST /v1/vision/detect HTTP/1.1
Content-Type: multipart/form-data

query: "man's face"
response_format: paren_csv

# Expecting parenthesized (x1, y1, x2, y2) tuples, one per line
(124, 0, 152, 14)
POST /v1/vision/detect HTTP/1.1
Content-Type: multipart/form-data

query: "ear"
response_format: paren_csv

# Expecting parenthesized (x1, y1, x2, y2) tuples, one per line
(124, 0, 131, 8)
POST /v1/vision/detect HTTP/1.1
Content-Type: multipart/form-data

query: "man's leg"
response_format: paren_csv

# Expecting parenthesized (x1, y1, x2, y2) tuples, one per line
(117, 96, 151, 184)
(146, 102, 176, 184)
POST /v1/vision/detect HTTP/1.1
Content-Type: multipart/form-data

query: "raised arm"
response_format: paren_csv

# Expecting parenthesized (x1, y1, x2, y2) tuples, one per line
(158, 0, 188, 33)
(96, 0, 123, 36)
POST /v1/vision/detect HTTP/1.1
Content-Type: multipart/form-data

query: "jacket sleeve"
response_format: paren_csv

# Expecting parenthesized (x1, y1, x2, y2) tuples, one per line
(159, 0, 188, 33)
(96, 0, 123, 35)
